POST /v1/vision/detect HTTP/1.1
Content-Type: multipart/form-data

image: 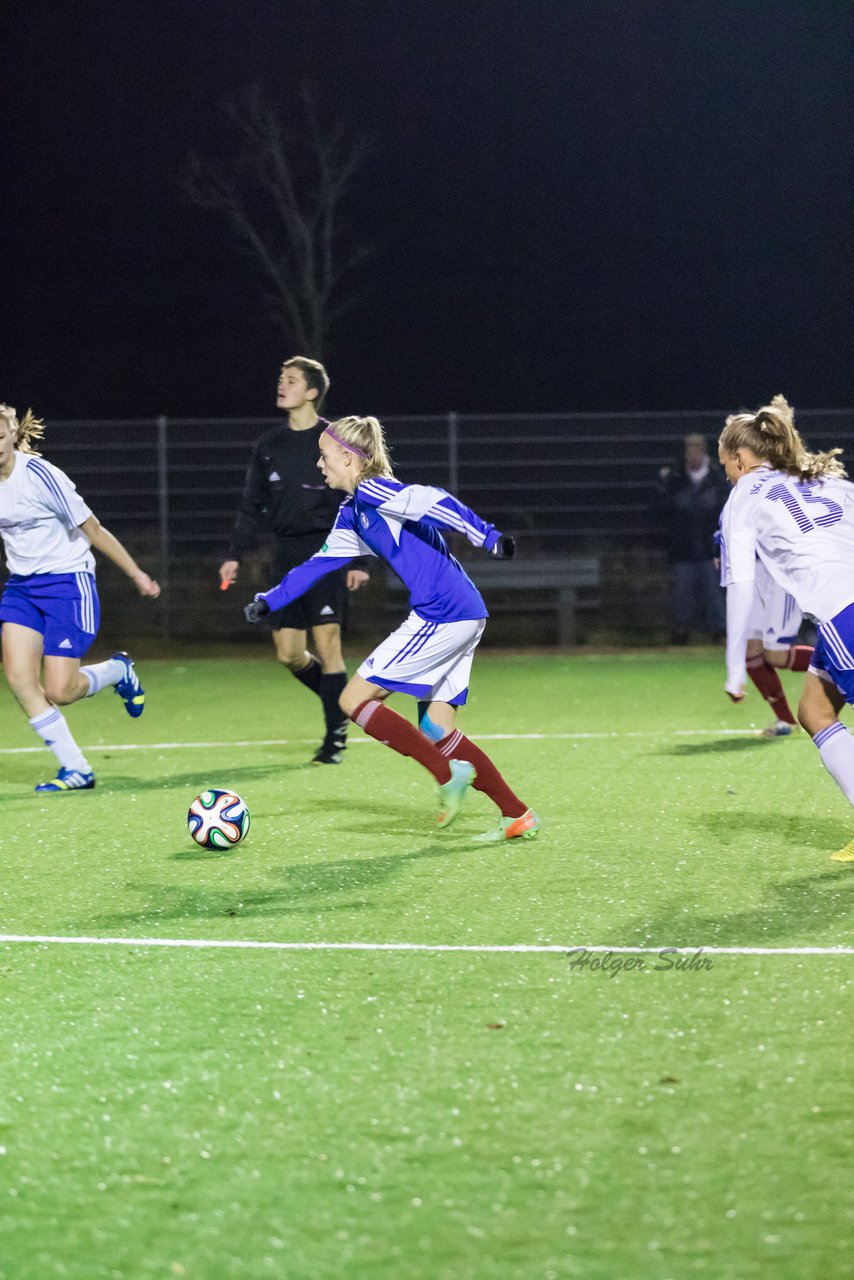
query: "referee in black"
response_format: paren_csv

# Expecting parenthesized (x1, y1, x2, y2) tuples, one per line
(219, 356, 369, 763)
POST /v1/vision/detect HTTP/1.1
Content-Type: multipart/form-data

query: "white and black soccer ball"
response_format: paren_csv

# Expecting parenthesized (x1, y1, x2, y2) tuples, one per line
(187, 789, 250, 850)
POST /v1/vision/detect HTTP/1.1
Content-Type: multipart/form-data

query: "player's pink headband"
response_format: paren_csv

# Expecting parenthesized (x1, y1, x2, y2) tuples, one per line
(324, 425, 370, 459)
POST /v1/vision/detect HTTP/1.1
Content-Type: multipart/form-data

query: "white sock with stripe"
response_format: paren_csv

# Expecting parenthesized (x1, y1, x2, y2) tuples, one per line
(29, 708, 90, 773)
(814, 721, 854, 806)
(80, 657, 126, 696)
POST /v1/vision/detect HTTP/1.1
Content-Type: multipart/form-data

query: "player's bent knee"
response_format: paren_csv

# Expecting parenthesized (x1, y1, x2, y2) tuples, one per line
(764, 649, 788, 668)
(43, 680, 78, 706)
(274, 648, 303, 671)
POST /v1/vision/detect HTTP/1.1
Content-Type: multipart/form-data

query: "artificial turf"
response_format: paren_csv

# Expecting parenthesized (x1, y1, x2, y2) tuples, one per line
(1, 652, 852, 1279)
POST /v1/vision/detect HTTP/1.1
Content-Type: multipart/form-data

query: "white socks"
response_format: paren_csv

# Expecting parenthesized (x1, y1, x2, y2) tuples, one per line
(814, 721, 854, 806)
(80, 657, 126, 697)
(29, 708, 90, 774)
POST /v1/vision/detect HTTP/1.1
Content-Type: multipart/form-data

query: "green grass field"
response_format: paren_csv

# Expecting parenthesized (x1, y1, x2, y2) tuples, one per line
(1, 651, 853, 1280)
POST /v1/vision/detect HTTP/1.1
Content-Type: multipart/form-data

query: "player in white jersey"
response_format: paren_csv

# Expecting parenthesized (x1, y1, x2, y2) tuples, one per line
(742, 558, 814, 737)
(0, 404, 160, 792)
(717, 394, 854, 860)
(244, 415, 538, 841)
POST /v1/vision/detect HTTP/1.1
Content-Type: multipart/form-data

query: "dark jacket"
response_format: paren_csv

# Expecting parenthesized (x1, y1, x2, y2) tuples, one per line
(227, 420, 344, 559)
(654, 463, 729, 563)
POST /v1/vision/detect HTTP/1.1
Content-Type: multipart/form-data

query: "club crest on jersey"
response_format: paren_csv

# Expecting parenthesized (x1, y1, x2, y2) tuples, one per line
(360, 513, 370, 529)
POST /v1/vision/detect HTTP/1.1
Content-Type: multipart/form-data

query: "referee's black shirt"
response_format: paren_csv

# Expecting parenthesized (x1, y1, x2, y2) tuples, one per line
(227, 420, 344, 559)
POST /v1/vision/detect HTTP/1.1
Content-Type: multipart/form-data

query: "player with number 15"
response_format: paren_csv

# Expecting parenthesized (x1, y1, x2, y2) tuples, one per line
(718, 395, 854, 860)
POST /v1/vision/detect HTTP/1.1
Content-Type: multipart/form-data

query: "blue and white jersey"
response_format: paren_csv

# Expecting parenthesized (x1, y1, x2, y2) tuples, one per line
(0, 452, 95, 576)
(261, 477, 502, 622)
(720, 467, 854, 624)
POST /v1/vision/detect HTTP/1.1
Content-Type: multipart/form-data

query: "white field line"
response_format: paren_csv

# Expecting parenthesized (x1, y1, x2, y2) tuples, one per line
(0, 935, 850, 957)
(0, 728, 778, 756)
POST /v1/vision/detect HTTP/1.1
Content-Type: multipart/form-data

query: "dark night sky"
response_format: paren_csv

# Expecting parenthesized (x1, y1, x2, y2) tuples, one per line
(2, 0, 851, 418)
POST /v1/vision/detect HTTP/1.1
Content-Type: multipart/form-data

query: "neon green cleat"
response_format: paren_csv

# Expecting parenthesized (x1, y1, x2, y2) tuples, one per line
(474, 808, 540, 843)
(830, 836, 854, 863)
(436, 760, 476, 828)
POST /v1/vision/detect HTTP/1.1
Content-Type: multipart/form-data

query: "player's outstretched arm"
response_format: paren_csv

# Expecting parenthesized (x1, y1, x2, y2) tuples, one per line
(246, 552, 358, 622)
(360, 480, 508, 553)
(78, 515, 160, 598)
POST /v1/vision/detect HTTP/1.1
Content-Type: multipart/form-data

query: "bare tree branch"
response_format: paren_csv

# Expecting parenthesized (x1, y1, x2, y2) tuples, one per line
(180, 82, 372, 357)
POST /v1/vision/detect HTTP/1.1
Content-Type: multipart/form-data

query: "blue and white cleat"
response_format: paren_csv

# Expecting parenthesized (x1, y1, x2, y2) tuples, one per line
(35, 767, 96, 793)
(436, 760, 476, 829)
(112, 651, 145, 718)
(760, 720, 795, 738)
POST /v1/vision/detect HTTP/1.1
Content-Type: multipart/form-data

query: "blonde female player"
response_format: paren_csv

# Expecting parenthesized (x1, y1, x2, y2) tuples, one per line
(0, 404, 160, 791)
(244, 415, 538, 841)
(717, 395, 854, 860)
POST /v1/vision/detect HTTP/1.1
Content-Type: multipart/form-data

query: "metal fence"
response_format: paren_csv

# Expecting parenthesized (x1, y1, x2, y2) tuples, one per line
(38, 409, 854, 642)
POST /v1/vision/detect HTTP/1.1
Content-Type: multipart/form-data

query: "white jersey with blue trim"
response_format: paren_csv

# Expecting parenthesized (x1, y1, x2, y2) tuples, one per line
(261, 477, 501, 622)
(720, 467, 854, 624)
(0, 452, 95, 575)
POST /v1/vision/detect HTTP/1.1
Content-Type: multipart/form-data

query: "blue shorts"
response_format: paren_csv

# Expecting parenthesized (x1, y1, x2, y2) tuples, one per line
(811, 601, 854, 703)
(0, 572, 101, 659)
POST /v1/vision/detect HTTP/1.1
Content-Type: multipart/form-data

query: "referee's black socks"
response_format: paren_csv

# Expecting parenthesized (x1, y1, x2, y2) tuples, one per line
(292, 657, 323, 696)
(320, 672, 348, 747)
(292, 659, 347, 749)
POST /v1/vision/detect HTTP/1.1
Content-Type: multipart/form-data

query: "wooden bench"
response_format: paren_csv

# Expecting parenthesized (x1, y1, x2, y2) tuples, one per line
(385, 555, 601, 646)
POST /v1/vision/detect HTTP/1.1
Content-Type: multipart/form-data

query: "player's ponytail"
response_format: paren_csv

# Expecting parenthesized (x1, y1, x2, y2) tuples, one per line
(0, 404, 45, 456)
(719, 395, 845, 483)
(327, 415, 395, 482)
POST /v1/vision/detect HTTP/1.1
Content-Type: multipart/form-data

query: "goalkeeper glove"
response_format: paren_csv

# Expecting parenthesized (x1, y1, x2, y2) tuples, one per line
(244, 597, 271, 624)
(490, 534, 516, 560)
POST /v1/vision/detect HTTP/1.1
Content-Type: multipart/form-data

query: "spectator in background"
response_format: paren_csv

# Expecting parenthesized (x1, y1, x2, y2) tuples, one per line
(655, 432, 729, 644)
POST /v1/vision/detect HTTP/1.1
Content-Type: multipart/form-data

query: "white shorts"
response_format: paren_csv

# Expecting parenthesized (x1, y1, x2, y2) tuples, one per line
(747, 561, 803, 649)
(357, 611, 486, 706)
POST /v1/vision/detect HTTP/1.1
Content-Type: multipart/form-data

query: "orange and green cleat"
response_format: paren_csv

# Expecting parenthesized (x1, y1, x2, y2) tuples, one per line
(436, 760, 475, 828)
(475, 808, 540, 843)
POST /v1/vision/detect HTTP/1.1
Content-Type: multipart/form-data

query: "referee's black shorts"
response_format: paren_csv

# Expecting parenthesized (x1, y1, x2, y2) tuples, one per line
(266, 532, 349, 631)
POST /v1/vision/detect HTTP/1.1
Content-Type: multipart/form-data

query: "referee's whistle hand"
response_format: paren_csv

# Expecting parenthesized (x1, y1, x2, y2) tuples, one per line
(219, 559, 239, 588)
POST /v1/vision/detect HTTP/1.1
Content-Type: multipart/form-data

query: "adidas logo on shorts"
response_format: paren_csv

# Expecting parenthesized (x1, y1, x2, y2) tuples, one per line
(320, 605, 334, 616)
(58, 638, 73, 650)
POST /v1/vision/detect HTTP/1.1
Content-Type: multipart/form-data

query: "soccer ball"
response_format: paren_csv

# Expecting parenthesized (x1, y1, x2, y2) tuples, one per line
(187, 789, 250, 849)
